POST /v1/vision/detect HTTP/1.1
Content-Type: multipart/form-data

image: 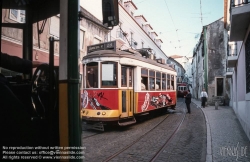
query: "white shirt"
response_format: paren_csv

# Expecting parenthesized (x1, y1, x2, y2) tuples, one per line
(201, 91, 208, 97)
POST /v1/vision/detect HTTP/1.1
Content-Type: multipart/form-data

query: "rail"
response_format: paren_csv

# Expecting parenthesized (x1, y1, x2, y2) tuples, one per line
(231, 0, 250, 7)
(103, 101, 186, 162)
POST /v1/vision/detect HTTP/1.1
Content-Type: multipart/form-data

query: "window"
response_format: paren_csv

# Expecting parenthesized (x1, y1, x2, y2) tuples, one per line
(149, 70, 155, 90)
(245, 34, 250, 93)
(9, 9, 25, 23)
(203, 59, 204, 70)
(167, 74, 170, 90)
(141, 68, 148, 90)
(79, 74, 83, 90)
(129, 68, 132, 87)
(142, 41, 144, 48)
(121, 66, 127, 87)
(101, 62, 117, 87)
(86, 62, 98, 88)
(80, 30, 85, 50)
(162, 73, 166, 90)
(171, 75, 175, 90)
(156, 72, 161, 90)
(50, 16, 60, 38)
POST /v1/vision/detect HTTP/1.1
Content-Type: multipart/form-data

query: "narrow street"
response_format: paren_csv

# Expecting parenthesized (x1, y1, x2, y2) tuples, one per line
(82, 98, 207, 162)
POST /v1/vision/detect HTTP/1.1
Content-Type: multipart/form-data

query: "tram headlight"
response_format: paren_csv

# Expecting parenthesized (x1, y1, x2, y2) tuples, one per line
(102, 112, 106, 115)
(97, 112, 101, 115)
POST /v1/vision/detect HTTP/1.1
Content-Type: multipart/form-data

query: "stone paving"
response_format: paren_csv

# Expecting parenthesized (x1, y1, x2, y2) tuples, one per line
(192, 98, 250, 162)
(154, 102, 207, 162)
(82, 100, 207, 162)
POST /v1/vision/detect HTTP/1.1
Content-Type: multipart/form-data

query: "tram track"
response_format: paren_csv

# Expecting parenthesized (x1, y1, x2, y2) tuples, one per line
(82, 131, 102, 139)
(102, 100, 186, 162)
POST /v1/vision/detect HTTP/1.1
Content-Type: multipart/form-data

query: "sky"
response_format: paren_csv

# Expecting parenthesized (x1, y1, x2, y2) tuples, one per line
(81, 0, 224, 57)
(131, 0, 224, 57)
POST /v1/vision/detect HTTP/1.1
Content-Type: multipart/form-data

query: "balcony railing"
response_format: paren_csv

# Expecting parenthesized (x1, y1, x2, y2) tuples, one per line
(231, 0, 250, 7)
(229, 0, 250, 41)
(228, 42, 237, 56)
(116, 30, 126, 41)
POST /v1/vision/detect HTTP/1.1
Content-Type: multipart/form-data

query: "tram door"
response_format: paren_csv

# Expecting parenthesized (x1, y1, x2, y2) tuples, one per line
(121, 66, 134, 117)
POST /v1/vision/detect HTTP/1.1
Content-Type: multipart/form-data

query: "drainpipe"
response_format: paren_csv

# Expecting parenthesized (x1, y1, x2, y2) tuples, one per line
(203, 26, 208, 92)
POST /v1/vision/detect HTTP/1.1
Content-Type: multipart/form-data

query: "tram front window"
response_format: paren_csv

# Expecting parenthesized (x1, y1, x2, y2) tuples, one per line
(101, 62, 117, 87)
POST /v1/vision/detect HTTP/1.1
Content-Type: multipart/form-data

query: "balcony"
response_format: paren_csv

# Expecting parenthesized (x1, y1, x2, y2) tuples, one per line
(230, 0, 250, 41)
(227, 42, 238, 67)
(226, 68, 234, 78)
(116, 30, 127, 45)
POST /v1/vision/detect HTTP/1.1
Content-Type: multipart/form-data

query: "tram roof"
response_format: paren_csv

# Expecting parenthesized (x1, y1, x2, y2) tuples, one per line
(83, 50, 176, 72)
(2, 0, 60, 23)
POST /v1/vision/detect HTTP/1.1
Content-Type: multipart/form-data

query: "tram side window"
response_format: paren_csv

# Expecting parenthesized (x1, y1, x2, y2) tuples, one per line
(171, 75, 175, 90)
(121, 66, 127, 87)
(156, 72, 161, 90)
(86, 62, 98, 88)
(149, 70, 155, 90)
(141, 68, 148, 90)
(167, 74, 170, 90)
(129, 68, 132, 87)
(101, 62, 117, 87)
(162, 73, 166, 90)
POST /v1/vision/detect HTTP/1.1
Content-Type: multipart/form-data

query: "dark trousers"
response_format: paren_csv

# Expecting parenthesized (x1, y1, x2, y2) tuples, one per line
(186, 103, 191, 113)
(201, 97, 206, 108)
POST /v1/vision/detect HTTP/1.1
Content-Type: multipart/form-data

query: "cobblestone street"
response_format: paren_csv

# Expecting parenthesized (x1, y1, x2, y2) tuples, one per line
(82, 99, 207, 162)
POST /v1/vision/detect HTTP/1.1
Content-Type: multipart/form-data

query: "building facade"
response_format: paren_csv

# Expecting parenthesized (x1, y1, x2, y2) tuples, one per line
(224, 0, 250, 140)
(167, 57, 185, 84)
(192, 18, 229, 105)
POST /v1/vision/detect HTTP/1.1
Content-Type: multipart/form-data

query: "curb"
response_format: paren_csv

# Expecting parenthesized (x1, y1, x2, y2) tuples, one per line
(192, 101, 213, 162)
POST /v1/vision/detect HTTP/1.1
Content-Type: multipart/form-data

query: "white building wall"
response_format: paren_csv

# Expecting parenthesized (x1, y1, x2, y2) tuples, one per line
(80, 0, 165, 59)
(225, 0, 250, 140)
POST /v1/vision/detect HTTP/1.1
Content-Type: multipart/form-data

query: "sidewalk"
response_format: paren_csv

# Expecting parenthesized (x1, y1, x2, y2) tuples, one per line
(192, 98, 250, 162)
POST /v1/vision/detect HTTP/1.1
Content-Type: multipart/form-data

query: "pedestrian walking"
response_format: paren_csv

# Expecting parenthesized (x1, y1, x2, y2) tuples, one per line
(200, 88, 208, 108)
(184, 90, 192, 114)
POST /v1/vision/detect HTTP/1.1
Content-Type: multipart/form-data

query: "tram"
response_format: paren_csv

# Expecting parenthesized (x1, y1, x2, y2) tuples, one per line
(81, 42, 177, 130)
(177, 82, 189, 97)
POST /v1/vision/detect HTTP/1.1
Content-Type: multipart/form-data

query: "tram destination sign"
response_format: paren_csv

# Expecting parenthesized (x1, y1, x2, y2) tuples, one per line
(87, 41, 116, 53)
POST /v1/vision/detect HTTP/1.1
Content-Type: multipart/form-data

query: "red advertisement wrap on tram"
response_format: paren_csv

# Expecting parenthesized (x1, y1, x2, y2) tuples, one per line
(81, 89, 119, 110)
(138, 91, 176, 113)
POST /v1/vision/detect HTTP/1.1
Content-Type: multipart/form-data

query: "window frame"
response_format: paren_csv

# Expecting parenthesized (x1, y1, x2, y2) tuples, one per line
(156, 71, 161, 90)
(86, 62, 99, 88)
(149, 70, 155, 91)
(167, 74, 170, 90)
(101, 61, 118, 88)
(141, 68, 148, 90)
(121, 66, 127, 87)
(162, 73, 166, 90)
